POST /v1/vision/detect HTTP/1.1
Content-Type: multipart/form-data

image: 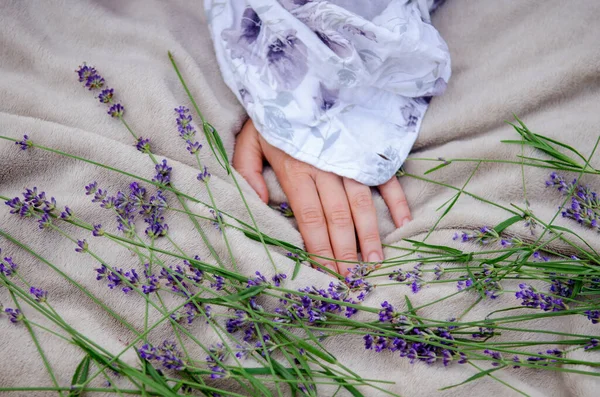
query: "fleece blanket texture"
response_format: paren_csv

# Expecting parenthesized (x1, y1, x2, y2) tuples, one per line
(1, 0, 599, 396)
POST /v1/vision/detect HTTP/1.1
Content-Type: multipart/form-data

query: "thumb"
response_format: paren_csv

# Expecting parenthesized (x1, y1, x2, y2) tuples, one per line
(233, 119, 269, 203)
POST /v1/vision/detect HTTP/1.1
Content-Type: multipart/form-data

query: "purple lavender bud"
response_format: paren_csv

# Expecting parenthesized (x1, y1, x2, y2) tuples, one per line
(153, 159, 172, 185)
(271, 273, 287, 287)
(186, 140, 202, 154)
(411, 280, 421, 294)
(135, 137, 151, 154)
(364, 334, 374, 350)
(483, 349, 503, 366)
(59, 206, 73, 220)
(15, 134, 32, 150)
(75, 239, 88, 253)
(108, 103, 124, 118)
(86, 74, 105, 90)
(457, 278, 473, 291)
(0, 255, 17, 277)
(29, 286, 48, 303)
(4, 308, 23, 323)
(85, 182, 98, 196)
(247, 271, 268, 287)
(500, 239, 513, 247)
(211, 275, 224, 291)
(75, 63, 97, 83)
(38, 213, 52, 229)
(138, 344, 156, 360)
(197, 166, 211, 183)
(98, 88, 114, 103)
(584, 338, 598, 350)
(585, 310, 599, 324)
(92, 224, 104, 237)
(277, 202, 294, 217)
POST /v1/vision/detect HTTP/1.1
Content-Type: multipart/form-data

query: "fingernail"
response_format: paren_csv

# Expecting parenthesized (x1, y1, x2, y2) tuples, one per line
(401, 217, 411, 227)
(367, 252, 382, 264)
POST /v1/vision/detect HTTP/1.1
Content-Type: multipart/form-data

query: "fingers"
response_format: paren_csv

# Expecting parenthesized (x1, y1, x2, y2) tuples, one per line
(287, 175, 337, 273)
(315, 173, 357, 275)
(379, 177, 411, 228)
(232, 119, 269, 203)
(343, 178, 383, 269)
(267, 155, 337, 273)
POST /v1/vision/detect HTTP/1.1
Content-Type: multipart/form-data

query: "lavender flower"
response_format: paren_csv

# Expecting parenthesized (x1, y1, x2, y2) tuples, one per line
(483, 349, 503, 366)
(515, 284, 566, 312)
(153, 159, 172, 185)
(76, 63, 97, 83)
(276, 202, 294, 217)
(92, 224, 104, 237)
(138, 340, 185, 371)
(457, 278, 473, 291)
(86, 74, 105, 90)
(15, 134, 32, 150)
(454, 226, 499, 244)
(271, 273, 287, 287)
(60, 206, 73, 220)
(247, 271, 268, 287)
(197, 166, 211, 183)
(29, 287, 48, 303)
(388, 263, 423, 293)
(85, 181, 98, 196)
(144, 210, 169, 238)
(98, 88, 114, 103)
(186, 140, 202, 154)
(211, 275, 225, 291)
(547, 173, 600, 231)
(206, 343, 229, 379)
(38, 213, 52, 229)
(433, 264, 444, 280)
(584, 339, 598, 350)
(4, 308, 23, 323)
(585, 310, 599, 324)
(108, 103, 124, 118)
(0, 252, 17, 277)
(135, 137, 151, 153)
(210, 209, 224, 231)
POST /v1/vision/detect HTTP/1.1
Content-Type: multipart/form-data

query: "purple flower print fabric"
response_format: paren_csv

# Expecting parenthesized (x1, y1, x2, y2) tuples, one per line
(205, 0, 451, 186)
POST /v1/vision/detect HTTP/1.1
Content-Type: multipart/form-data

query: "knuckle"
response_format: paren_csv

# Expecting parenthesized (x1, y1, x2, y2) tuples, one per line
(361, 232, 380, 246)
(351, 192, 373, 209)
(391, 197, 408, 209)
(298, 206, 325, 227)
(338, 251, 358, 261)
(283, 157, 311, 176)
(329, 209, 353, 227)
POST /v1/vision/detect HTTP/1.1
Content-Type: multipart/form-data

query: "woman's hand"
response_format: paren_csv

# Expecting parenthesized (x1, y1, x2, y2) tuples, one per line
(233, 119, 411, 276)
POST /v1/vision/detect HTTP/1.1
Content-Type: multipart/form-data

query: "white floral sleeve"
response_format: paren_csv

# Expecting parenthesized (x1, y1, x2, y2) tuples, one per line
(204, 0, 451, 186)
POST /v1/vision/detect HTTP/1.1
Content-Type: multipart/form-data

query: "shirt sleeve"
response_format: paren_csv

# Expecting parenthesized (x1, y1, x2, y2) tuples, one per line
(204, 0, 451, 186)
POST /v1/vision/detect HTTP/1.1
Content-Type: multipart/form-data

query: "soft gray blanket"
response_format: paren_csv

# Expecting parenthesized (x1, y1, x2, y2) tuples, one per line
(1, 1, 599, 396)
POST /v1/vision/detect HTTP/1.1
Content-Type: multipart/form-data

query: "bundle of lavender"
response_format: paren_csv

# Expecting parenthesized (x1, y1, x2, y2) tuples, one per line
(0, 55, 598, 397)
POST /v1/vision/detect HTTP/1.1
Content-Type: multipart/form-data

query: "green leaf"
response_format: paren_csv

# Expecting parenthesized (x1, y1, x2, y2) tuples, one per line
(69, 355, 91, 397)
(222, 285, 267, 303)
(294, 339, 337, 364)
(291, 259, 302, 281)
(241, 230, 299, 251)
(188, 259, 248, 282)
(493, 215, 523, 234)
(424, 162, 450, 175)
(271, 360, 301, 395)
(439, 366, 506, 390)
(140, 355, 171, 391)
(404, 239, 463, 255)
(321, 367, 365, 397)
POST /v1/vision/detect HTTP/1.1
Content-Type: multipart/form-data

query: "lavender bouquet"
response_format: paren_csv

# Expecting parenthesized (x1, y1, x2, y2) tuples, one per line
(0, 54, 599, 397)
